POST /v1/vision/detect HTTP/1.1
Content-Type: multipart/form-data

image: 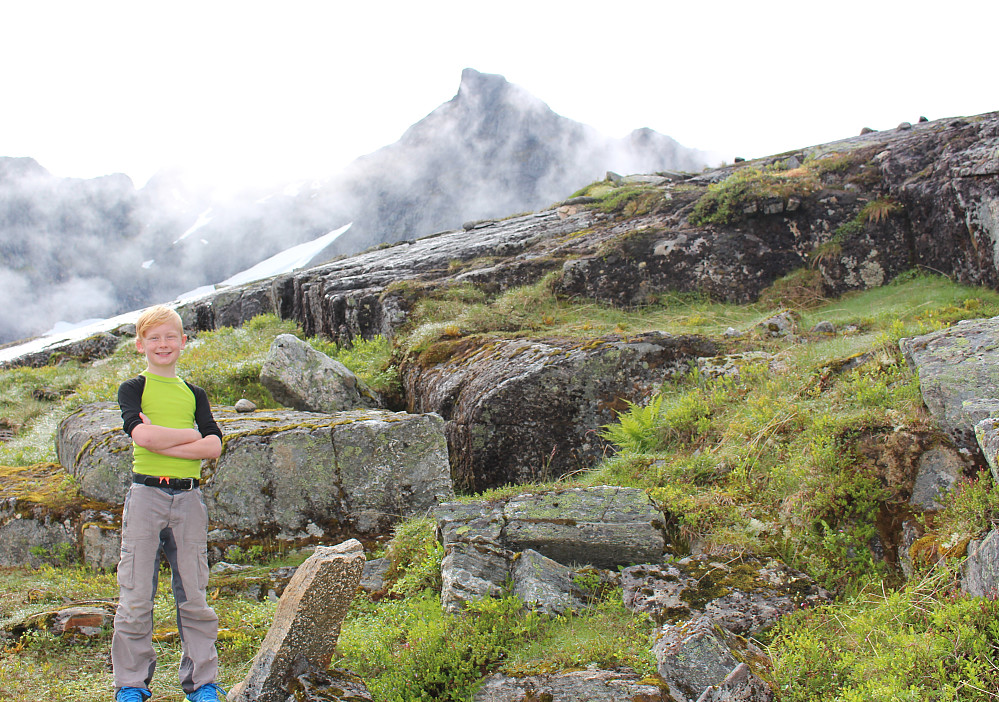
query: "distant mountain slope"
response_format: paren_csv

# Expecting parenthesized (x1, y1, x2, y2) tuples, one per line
(319, 68, 707, 255)
(0, 69, 706, 344)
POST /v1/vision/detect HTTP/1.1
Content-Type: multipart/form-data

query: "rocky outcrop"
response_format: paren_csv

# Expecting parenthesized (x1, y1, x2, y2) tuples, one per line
(259, 334, 380, 412)
(436, 487, 667, 612)
(169, 112, 999, 348)
(901, 317, 999, 450)
(474, 669, 672, 701)
(57, 403, 453, 538)
(0, 331, 121, 370)
(228, 539, 366, 702)
(403, 332, 716, 491)
(621, 556, 829, 635)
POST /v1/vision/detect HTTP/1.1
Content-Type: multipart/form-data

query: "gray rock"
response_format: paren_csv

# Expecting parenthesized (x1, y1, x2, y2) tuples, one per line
(440, 541, 513, 613)
(474, 669, 672, 701)
(437, 487, 667, 611)
(209, 407, 453, 537)
(81, 522, 121, 571)
(56, 402, 133, 505)
(757, 311, 797, 338)
(503, 487, 667, 568)
(622, 556, 829, 635)
(228, 539, 366, 702)
(0, 512, 76, 567)
(901, 319, 999, 449)
(359, 557, 390, 594)
(260, 334, 380, 412)
(898, 519, 922, 580)
(695, 663, 774, 702)
(910, 445, 966, 510)
(59, 404, 453, 537)
(898, 121, 913, 131)
(976, 417, 999, 482)
(964, 529, 999, 598)
(654, 617, 741, 702)
(511, 549, 584, 616)
(810, 320, 836, 335)
(235, 398, 257, 413)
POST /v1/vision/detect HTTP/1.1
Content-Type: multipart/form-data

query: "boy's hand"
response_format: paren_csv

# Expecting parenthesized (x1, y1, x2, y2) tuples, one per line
(140, 412, 151, 424)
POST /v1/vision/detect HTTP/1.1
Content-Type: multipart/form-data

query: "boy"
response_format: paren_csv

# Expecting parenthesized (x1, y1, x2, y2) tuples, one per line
(112, 305, 225, 702)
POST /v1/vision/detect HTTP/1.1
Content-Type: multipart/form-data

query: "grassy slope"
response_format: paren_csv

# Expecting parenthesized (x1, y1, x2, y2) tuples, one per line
(2, 275, 999, 700)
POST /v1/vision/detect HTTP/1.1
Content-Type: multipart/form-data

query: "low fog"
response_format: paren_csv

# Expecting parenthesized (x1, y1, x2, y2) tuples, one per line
(0, 69, 707, 345)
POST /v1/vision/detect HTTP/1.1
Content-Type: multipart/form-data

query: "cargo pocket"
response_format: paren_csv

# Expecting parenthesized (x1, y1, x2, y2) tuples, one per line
(197, 545, 210, 590)
(117, 545, 135, 589)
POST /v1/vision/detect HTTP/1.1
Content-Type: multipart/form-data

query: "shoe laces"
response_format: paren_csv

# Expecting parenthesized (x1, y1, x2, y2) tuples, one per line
(116, 688, 150, 702)
(188, 682, 227, 702)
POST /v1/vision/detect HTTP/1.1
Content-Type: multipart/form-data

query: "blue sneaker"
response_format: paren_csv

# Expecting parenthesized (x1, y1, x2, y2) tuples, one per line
(186, 683, 227, 702)
(115, 688, 151, 702)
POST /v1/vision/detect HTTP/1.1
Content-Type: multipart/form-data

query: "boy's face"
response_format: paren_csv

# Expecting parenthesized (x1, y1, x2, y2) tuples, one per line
(136, 321, 187, 375)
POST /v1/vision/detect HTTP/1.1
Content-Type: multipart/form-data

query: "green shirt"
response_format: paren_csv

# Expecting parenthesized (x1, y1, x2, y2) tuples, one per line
(118, 371, 222, 479)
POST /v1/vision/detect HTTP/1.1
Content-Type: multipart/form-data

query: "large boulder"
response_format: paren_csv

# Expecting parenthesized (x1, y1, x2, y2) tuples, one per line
(260, 334, 380, 412)
(404, 332, 716, 491)
(900, 318, 999, 450)
(56, 402, 133, 504)
(228, 539, 366, 702)
(57, 403, 453, 537)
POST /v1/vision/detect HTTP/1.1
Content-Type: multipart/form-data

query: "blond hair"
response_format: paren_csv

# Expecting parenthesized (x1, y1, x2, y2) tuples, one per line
(136, 305, 184, 339)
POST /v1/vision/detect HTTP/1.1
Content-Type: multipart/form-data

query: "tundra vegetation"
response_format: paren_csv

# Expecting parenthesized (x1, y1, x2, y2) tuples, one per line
(2, 272, 999, 700)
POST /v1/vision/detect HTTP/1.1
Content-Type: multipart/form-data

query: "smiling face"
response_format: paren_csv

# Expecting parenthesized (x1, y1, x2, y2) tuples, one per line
(136, 320, 187, 376)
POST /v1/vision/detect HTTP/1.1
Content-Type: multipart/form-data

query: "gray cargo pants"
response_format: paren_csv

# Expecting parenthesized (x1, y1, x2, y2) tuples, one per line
(112, 484, 219, 694)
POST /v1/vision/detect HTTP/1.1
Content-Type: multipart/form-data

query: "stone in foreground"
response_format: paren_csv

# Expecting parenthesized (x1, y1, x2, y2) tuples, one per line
(227, 539, 366, 702)
(474, 669, 672, 701)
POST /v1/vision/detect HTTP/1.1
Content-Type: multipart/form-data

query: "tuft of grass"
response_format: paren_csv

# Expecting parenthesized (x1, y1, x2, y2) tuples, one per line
(689, 166, 819, 226)
(768, 568, 999, 701)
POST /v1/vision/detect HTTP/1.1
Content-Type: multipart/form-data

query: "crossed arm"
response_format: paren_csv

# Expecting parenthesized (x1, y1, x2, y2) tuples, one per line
(131, 413, 222, 459)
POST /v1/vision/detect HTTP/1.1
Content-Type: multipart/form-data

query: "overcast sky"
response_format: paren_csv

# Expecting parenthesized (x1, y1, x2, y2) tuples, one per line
(1, 0, 995, 191)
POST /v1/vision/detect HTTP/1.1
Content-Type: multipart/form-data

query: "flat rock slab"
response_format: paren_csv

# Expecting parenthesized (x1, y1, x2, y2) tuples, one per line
(438, 486, 667, 568)
(900, 318, 999, 450)
(228, 539, 366, 702)
(437, 486, 667, 611)
(622, 556, 829, 636)
(57, 403, 453, 537)
(474, 669, 672, 701)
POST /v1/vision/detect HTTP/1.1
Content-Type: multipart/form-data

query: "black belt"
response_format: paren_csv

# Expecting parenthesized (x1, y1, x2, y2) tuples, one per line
(133, 473, 200, 490)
